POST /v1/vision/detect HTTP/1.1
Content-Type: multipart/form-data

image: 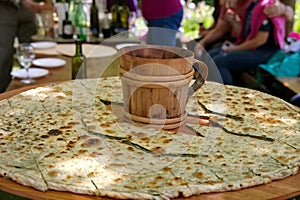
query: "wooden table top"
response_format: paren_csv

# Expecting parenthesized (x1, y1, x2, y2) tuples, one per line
(276, 77, 300, 94)
(1, 84, 300, 200)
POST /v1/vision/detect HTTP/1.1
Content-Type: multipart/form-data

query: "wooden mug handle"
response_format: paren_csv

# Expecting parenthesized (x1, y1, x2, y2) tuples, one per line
(187, 59, 208, 99)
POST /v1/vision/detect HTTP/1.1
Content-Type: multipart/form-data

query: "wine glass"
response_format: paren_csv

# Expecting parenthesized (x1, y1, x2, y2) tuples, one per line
(16, 43, 36, 84)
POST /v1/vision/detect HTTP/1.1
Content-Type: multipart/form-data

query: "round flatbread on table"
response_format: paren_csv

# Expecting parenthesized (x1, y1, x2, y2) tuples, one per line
(0, 77, 299, 200)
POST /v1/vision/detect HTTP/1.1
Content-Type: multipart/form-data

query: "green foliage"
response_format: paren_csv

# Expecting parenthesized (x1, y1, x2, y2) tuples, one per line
(294, 0, 300, 32)
(191, 0, 214, 6)
(182, 1, 215, 39)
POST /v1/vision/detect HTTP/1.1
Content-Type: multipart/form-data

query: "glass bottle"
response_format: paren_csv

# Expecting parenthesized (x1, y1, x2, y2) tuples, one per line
(74, 0, 87, 41)
(62, 12, 73, 39)
(111, 0, 130, 35)
(90, 0, 99, 38)
(68, 0, 75, 24)
(72, 40, 86, 79)
(102, 10, 111, 38)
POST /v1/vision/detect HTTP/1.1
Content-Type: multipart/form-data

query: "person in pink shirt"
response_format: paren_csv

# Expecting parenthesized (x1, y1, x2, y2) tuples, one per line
(141, 0, 183, 46)
(207, 0, 286, 85)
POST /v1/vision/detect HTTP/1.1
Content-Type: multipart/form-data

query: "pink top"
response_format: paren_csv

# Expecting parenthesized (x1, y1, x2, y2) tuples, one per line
(219, 0, 249, 38)
(141, 0, 183, 20)
(236, 0, 285, 49)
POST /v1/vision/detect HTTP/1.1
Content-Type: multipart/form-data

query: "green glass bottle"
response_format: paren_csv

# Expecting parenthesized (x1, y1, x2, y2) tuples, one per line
(111, 0, 130, 35)
(90, 0, 99, 38)
(72, 40, 86, 79)
(68, 0, 75, 24)
(74, 0, 87, 41)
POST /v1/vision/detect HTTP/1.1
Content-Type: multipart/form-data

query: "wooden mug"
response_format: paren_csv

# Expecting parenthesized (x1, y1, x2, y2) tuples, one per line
(119, 45, 208, 129)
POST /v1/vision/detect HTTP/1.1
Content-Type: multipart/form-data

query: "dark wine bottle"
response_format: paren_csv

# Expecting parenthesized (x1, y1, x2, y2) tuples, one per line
(111, 0, 130, 35)
(90, 0, 99, 38)
(72, 40, 86, 79)
(102, 11, 111, 38)
(62, 12, 73, 39)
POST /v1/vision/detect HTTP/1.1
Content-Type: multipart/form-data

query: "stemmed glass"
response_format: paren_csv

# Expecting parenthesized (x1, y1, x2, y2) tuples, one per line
(16, 43, 36, 84)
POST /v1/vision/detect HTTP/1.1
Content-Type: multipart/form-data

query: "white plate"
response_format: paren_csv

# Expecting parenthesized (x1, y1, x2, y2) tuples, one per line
(32, 58, 66, 68)
(31, 41, 57, 49)
(115, 43, 140, 50)
(11, 68, 49, 79)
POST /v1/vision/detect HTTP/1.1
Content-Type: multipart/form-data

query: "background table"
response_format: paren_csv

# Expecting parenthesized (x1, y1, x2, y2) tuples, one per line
(7, 44, 120, 91)
(276, 77, 300, 94)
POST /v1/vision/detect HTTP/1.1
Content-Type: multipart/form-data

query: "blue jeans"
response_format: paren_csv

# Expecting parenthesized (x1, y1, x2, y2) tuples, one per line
(146, 9, 183, 46)
(208, 48, 278, 85)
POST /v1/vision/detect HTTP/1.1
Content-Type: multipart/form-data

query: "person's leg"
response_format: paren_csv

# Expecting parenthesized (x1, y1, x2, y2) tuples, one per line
(211, 53, 233, 84)
(147, 9, 183, 46)
(0, 3, 18, 92)
(147, 27, 178, 46)
(212, 50, 275, 85)
(165, 9, 183, 31)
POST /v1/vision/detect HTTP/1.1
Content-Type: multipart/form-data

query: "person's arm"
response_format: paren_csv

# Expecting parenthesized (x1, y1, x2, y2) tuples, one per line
(0, 0, 52, 11)
(197, 19, 231, 48)
(223, 8, 241, 37)
(263, 0, 294, 21)
(226, 30, 269, 51)
(21, 0, 53, 13)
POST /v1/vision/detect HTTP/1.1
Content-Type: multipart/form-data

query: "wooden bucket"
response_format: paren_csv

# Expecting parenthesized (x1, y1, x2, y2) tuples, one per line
(119, 45, 208, 129)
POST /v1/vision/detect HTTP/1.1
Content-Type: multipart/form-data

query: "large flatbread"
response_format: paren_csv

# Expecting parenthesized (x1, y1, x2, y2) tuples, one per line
(0, 77, 299, 200)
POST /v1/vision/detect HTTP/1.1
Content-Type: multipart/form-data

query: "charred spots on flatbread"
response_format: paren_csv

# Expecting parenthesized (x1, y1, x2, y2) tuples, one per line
(67, 140, 77, 148)
(82, 138, 101, 147)
(78, 134, 89, 140)
(193, 171, 204, 179)
(48, 129, 62, 136)
(41, 135, 49, 139)
(244, 107, 258, 112)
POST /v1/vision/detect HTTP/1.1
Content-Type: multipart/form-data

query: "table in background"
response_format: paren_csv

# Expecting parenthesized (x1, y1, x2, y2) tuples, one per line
(276, 77, 300, 94)
(31, 34, 141, 46)
(6, 44, 120, 92)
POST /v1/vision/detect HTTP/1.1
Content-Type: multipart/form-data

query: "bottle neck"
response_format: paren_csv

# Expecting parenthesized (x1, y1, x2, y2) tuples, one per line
(65, 12, 69, 20)
(69, 0, 75, 9)
(75, 43, 83, 55)
(114, 0, 122, 5)
(76, 0, 83, 8)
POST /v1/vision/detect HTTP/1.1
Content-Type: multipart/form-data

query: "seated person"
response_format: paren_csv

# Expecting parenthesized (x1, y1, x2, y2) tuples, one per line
(208, 0, 286, 85)
(195, 0, 244, 52)
(186, 0, 237, 53)
(192, 0, 294, 56)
